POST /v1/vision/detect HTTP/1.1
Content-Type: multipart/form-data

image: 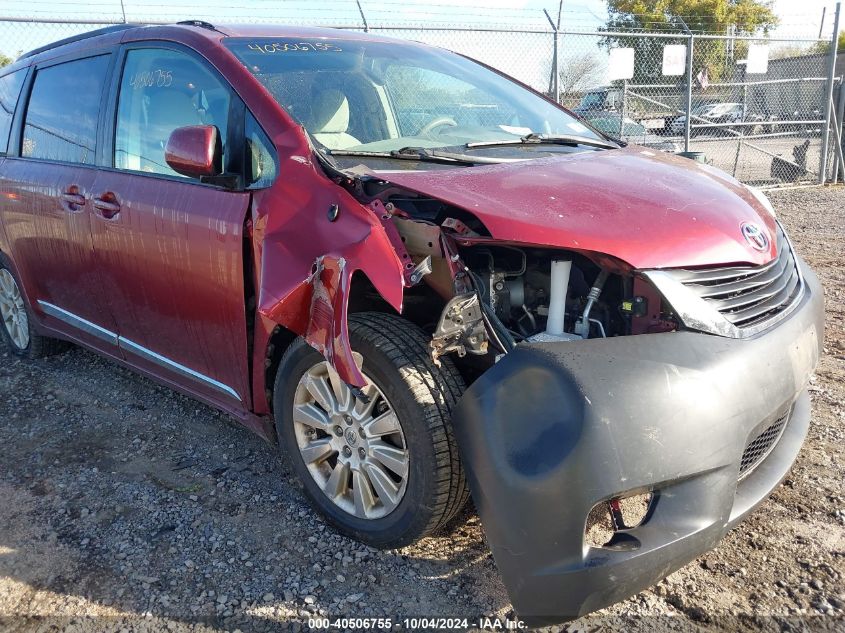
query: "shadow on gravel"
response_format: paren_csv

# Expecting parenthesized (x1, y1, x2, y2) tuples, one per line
(0, 347, 510, 631)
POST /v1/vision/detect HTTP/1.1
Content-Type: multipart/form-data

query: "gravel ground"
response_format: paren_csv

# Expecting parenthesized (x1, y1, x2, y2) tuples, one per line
(0, 186, 843, 633)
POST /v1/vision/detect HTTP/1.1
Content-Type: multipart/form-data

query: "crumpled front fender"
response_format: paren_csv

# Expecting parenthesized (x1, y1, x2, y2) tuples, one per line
(251, 149, 409, 390)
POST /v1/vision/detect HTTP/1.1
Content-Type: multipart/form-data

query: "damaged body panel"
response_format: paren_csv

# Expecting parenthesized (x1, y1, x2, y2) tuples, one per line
(252, 173, 409, 389)
(370, 147, 779, 270)
(452, 259, 823, 623)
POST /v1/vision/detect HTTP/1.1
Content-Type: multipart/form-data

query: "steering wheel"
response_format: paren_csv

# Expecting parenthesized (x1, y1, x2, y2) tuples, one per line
(419, 116, 458, 136)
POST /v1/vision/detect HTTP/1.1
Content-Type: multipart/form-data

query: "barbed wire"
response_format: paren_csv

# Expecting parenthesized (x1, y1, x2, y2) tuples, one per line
(0, 0, 835, 39)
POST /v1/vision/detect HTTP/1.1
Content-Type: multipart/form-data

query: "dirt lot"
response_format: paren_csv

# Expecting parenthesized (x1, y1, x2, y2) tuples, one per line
(0, 186, 843, 632)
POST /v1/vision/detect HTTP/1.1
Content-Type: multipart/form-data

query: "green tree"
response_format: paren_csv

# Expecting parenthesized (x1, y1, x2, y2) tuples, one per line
(603, 0, 779, 82)
(809, 31, 845, 55)
(0, 53, 13, 68)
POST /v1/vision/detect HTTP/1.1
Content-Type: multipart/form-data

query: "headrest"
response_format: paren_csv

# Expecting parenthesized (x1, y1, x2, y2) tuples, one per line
(311, 89, 350, 134)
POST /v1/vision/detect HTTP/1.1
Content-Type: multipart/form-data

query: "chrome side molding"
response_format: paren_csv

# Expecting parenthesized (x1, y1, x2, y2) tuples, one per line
(37, 300, 241, 401)
(38, 300, 118, 345)
(119, 337, 242, 401)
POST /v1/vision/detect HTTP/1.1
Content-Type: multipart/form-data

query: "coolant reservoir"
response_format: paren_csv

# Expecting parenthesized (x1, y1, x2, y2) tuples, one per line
(546, 260, 571, 335)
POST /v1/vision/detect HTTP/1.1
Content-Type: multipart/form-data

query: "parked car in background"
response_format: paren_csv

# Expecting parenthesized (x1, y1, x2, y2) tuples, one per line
(583, 113, 680, 153)
(0, 23, 823, 625)
(669, 102, 743, 136)
(574, 85, 669, 132)
(669, 102, 772, 138)
(776, 108, 825, 135)
(572, 85, 623, 116)
(667, 102, 717, 135)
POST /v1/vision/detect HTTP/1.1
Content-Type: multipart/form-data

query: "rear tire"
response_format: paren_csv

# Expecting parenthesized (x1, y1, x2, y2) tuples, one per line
(273, 312, 468, 548)
(0, 260, 68, 359)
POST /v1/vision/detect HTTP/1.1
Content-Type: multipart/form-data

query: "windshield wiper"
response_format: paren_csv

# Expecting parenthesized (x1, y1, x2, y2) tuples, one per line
(466, 132, 619, 150)
(326, 147, 520, 165)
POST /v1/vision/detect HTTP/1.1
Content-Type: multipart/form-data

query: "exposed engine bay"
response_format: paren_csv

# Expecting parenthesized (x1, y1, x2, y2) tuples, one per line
(358, 185, 681, 372)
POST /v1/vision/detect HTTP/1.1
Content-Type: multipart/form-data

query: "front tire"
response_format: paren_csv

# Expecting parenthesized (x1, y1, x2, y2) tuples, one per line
(273, 312, 468, 548)
(0, 261, 68, 359)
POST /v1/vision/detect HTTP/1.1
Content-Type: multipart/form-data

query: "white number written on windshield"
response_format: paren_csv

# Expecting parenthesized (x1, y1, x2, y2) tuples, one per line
(246, 42, 343, 54)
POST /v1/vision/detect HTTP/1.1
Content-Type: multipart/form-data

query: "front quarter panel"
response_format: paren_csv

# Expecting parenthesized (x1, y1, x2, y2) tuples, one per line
(247, 125, 407, 404)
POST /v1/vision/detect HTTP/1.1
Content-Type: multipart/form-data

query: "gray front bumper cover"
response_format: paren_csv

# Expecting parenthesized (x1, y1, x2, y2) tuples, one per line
(452, 259, 824, 625)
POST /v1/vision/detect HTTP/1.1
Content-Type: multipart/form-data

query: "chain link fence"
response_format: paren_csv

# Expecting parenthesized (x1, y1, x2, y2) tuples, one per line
(550, 28, 843, 186)
(1, 6, 843, 188)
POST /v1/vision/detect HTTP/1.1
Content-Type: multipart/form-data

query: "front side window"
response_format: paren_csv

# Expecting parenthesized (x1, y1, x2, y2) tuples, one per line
(114, 48, 231, 178)
(0, 69, 26, 155)
(22, 55, 110, 164)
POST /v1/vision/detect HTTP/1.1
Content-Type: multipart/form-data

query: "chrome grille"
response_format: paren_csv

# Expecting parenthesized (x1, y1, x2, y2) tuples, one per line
(739, 409, 790, 480)
(667, 227, 801, 330)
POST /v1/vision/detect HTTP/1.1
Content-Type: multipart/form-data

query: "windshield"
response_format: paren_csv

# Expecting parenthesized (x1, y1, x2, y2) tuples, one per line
(224, 38, 601, 156)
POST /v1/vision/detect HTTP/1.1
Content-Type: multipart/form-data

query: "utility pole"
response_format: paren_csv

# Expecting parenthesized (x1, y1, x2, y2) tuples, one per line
(544, 2, 563, 104)
(820, 2, 841, 184)
(678, 17, 694, 152)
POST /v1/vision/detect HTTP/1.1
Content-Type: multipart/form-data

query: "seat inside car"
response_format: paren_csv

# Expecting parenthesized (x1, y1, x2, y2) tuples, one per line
(310, 88, 361, 149)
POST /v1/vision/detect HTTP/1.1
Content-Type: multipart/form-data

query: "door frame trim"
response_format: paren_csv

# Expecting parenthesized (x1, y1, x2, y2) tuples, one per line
(37, 300, 241, 402)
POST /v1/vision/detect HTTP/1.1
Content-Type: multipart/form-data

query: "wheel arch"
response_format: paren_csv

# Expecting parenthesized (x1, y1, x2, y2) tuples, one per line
(0, 248, 35, 316)
(261, 269, 401, 416)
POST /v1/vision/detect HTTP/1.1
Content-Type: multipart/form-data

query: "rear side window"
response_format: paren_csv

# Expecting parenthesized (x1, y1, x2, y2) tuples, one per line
(114, 48, 231, 179)
(22, 55, 110, 165)
(0, 70, 26, 155)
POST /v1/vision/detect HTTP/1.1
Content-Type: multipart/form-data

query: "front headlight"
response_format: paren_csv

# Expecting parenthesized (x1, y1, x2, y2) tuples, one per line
(749, 186, 777, 219)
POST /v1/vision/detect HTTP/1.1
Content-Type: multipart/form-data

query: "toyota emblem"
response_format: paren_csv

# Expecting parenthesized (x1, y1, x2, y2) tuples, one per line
(741, 222, 769, 252)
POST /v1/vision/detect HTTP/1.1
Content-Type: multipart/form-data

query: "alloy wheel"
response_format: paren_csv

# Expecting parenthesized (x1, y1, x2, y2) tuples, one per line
(292, 354, 409, 520)
(0, 269, 29, 350)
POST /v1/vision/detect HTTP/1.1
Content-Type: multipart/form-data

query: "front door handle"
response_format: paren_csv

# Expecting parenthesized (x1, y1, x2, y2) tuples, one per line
(93, 193, 121, 219)
(60, 185, 86, 211)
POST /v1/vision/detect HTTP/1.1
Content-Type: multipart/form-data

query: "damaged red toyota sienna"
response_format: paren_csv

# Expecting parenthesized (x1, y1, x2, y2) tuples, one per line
(0, 22, 824, 624)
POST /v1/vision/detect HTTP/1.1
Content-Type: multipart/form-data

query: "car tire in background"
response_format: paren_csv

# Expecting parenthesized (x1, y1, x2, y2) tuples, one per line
(0, 258, 69, 359)
(273, 312, 469, 548)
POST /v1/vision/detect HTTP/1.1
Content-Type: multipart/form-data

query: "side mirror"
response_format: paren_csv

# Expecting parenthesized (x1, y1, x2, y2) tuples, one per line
(165, 125, 222, 179)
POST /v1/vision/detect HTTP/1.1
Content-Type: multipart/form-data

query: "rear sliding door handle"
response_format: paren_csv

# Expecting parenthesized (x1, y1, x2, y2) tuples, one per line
(60, 185, 86, 210)
(92, 193, 121, 219)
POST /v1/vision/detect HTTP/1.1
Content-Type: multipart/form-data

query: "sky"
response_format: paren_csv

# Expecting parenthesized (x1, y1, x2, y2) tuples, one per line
(1, 0, 841, 87)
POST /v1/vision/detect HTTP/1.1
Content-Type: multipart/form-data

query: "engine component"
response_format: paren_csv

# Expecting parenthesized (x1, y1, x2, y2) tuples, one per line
(430, 292, 488, 364)
(457, 246, 632, 344)
(575, 269, 609, 338)
(546, 260, 572, 336)
(409, 255, 433, 285)
(621, 296, 648, 318)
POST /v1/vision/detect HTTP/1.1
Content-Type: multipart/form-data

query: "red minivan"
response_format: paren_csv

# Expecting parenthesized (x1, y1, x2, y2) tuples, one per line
(0, 22, 824, 624)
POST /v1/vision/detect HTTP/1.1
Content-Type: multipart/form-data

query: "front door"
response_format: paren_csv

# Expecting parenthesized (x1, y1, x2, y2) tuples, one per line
(91, 45, 252, 407)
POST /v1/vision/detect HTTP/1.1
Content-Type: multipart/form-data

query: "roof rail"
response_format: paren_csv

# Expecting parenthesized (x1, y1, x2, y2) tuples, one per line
(19, 24, 140, 60)
(176, 20, 217, 31)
